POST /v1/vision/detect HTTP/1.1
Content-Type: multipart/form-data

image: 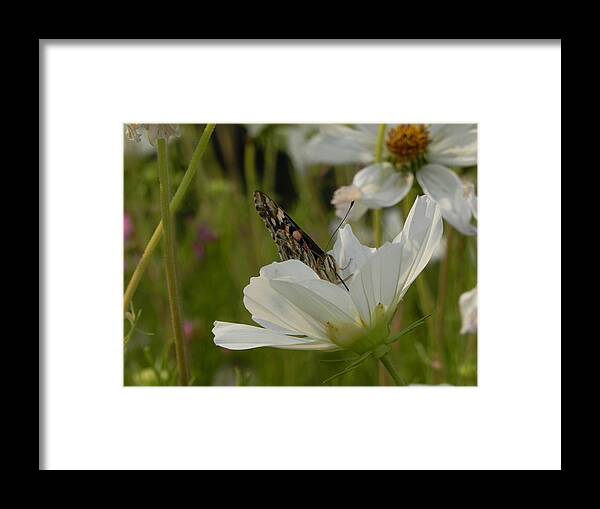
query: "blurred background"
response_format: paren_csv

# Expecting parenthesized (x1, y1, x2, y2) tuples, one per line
(124, 124, 477, 386)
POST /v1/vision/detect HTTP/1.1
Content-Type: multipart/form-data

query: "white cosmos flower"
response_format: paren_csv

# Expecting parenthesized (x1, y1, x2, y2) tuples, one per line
(304, 124, 478, 236)
(459, 286, 478, 334)
(213, 196, 443, 353)
(331, 163, 414, 221)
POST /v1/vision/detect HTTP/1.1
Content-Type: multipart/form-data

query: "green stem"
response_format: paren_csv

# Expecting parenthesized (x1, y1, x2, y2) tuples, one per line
(372, 123, 387, 248)
(373, 123, 388, 380)
(375, 123, 387, 163)
(123, 123, 215, 313)
(373, 209, 383, 247)
(157, 138, 188, 386)
(379, 353, 404, 386)
(433, 224, 454, 383)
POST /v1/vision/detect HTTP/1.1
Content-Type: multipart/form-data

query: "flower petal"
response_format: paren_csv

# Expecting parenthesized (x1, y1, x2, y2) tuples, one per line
(303, 125, 375, 165)
(393, 195, 444, 299)
(416, 164, 477, 236)
(353, 163, 413, 208)
(331, 224, 376, 281)
(333, 200, 369, 221)
(347, 196, 442, 324)
(270, 278, 363, 333)
(459, 287, 478, 334)
(259, 259, 320, 282)
(463, 181, 478, 220)
(285, 126, 312, 174)
(427, 124, 477, 167)
(243, 261, 332, 339)
(349, 242, 404, 326)
(212, 322, 336, 351)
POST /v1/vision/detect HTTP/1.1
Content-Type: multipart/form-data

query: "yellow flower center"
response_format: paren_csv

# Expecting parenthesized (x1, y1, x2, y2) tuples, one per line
(386, 124, 430, 165)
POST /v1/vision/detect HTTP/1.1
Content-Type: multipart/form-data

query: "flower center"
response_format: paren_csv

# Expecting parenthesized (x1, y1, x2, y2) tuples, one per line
(386, 124, 430, 165)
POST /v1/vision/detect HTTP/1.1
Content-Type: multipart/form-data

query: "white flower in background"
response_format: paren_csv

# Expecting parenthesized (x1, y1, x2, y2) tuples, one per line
(459, 287, 478, 334)
(213, 196, 443, 353)
(284, 125, 313, 174)
(304, 124, 478, 236)
(125, 124, 180, 146)
(331, 163, 414, 221)
(244, 124, 317, 175)
(463, 180, 478, 220)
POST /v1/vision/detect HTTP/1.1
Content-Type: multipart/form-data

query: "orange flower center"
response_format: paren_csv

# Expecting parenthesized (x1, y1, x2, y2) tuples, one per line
(385, 124, 430, 164)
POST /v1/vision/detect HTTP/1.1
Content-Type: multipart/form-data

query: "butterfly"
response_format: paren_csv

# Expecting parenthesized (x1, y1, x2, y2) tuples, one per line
(253, 191, 349, 290)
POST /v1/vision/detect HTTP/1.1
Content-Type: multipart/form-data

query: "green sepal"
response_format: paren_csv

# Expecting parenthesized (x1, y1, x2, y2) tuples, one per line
(385, 313, 431, 345)
(321, 351, 373, 385)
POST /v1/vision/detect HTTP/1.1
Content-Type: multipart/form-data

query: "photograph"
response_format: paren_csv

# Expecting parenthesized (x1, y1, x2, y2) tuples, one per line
(123, 123, 478, 386)
(42, 39, 561, 470)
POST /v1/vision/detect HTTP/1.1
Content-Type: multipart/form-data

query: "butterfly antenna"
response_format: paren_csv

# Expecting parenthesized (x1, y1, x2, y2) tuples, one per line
(336, 272, 350, 292)
(325, 201, 354, 252)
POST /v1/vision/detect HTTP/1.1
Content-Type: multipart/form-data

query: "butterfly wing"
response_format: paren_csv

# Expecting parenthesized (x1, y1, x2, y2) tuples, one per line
(253, 191, 340, 284)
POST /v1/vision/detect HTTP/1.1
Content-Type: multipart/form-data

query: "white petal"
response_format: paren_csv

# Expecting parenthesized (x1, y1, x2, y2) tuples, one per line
(285, 126, 311, 174)
(347, 196, 443, 324)
(469, 194, 478, 220)
(349, 242, 404, 326)
(303, 125, 375, 165)
(393, 195, 444, 299)
(355, 124, 381, 137)
(243, 261, 331, 339)
(353, 163, 413, 208)
(459, 287, 478, 334)
(463, 181, 478, 220)
(270, 278, 363, 333)
(333, 200, 368, 221)
(212, 322, 336, 351)
(330, 224, 376, 281)
(417, 164, 477, 236)
(259, 259, 320, 282)
(331, 184, 363, 213)
(427, 124, 477, 167)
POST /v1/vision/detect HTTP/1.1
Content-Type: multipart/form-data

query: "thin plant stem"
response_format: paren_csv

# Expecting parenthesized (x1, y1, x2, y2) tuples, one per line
(123, 124, 215, 313)
(379, 353, 404, 386)
(373, 123, 387, 382)
(372, 123, 387, 249)
(375, 123, 387, 163)
(157, 137, 189, 386)
(433, 224, 454, 383)
(372, 209, 383, 248)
